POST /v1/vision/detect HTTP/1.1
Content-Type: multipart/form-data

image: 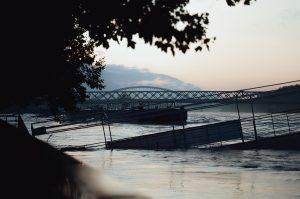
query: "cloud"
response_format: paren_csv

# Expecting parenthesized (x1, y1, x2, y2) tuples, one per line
(137, 78, 171, 87)
(101, 64, 201, 90)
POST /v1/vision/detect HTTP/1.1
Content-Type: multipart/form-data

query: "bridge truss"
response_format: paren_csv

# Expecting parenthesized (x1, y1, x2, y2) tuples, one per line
(84, 86, 263, 110)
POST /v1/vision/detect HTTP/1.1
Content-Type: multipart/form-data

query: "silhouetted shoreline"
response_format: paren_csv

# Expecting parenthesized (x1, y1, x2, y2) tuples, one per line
(1, 120, 147, 199)
(1, 120, 83, 198)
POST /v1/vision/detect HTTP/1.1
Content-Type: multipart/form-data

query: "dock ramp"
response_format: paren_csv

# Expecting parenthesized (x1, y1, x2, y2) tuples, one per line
(107, 120, 243, 149)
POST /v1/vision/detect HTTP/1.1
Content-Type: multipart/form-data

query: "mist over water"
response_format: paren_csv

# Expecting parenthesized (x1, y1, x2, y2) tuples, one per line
(26, 112, 300, 198)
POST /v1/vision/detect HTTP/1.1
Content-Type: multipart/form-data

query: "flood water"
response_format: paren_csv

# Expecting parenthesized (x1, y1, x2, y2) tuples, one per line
(25, 111, 300, 198)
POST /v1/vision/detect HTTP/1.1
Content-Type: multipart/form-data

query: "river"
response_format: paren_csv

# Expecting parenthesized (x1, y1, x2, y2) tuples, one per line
(24, 111, 300, 198)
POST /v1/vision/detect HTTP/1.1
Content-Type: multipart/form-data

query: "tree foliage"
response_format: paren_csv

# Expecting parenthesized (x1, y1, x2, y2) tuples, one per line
(1, 0, 254, 113)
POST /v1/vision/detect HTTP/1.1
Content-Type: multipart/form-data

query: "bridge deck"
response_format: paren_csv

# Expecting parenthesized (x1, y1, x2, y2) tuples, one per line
(85, 86, 298, 111)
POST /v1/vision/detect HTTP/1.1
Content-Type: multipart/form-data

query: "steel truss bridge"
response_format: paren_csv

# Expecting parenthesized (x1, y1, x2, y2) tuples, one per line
(84, 86, 265, 110)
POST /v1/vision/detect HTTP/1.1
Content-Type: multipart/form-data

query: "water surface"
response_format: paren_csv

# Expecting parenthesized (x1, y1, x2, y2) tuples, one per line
(26, 111, 300, 198)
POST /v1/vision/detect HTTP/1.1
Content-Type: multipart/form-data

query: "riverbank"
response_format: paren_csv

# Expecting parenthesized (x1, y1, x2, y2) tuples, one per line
(0, 120, 147, 199)
(32, 111, 300, 198)
(1, 119, 81, 198)
(2, 111, 300, 198)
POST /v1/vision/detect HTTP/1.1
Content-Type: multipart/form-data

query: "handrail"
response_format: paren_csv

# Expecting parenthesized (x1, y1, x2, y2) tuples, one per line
(240, 109, 300, 122)
(183, 86, 300, 111)
(0, 114, 18, 127)
(240, 111, 300, 141)
(31, 111, 112, 148)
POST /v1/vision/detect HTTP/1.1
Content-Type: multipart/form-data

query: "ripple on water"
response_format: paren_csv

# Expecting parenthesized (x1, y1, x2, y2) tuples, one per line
(25, 112, 300, 199)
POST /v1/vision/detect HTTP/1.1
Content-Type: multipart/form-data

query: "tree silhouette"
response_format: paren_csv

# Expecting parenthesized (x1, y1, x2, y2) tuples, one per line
(1, 0, 254, 114)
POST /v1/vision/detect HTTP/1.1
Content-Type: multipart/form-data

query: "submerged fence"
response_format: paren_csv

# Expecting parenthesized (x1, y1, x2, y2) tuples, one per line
(0, 114, 30, 134)
(0, 114, 18, 127)
(241, 111, 300, 141)
(106, 120, 243, 149)
(29, 109, 300, 150)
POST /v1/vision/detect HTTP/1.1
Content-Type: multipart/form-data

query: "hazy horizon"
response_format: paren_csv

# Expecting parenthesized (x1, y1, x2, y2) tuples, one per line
(102, 64, 201, 91)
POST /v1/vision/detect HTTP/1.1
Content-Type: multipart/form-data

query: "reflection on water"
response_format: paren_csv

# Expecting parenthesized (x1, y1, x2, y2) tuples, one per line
(27, 111, 300, 199)
(67, 149, 300, 199)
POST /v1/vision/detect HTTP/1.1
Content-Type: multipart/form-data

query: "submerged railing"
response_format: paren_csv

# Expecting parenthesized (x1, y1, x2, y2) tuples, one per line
(197, 110, 300, 148)
(240, 111, 300, 141)
(0, 114, 30, 134)
(31, 112, 111, 149)
(29, 108, 300, 150)
(0, 114, 18, 127)
(106, 119, 243, 149)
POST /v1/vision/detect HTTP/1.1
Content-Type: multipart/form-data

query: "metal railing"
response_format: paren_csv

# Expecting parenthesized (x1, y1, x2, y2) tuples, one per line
(85, 90, 262, 111)
(0, 114, 18, 127)
(0, 114, 30, 134)
(31, 111, 112, 148)
(85, 80, 300, 111)
(240, 111, 300, 141)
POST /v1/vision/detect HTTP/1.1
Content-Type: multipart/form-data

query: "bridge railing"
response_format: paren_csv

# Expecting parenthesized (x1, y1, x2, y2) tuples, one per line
(85, 80, 300, 111)
(85, 90, 262, 111)
(88, 90, 261, 100)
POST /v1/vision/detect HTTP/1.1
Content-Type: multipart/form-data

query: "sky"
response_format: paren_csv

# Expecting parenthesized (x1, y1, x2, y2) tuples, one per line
(98, 0, 300, 91)
(101, 65, 201, 90)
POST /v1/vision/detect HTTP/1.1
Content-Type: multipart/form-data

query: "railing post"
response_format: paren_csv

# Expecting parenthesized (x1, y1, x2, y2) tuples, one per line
(239, 120, 244, 143)
(286, 113, 291, 134)
(181, 122, 187, 148)
(172, 125, 177, 148)
(31, 123, 34, 134)
(250, 96, 258, 140)
(236, 94, 244, 143)
(15, 115, 18, 126)
(107, 122, 112, 142)
(104, 112, 113, 142)
(236, 96, 241, 121)
(270, 113, 276, 136)
(101, 120, 107, 148)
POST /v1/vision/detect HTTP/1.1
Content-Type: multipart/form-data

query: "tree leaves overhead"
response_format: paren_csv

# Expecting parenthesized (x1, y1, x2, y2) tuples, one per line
(75, 0, 209, 55)
(1, 0, 254, 113)
(226, 0, 255, 6)
(74, 0, 254, 55)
